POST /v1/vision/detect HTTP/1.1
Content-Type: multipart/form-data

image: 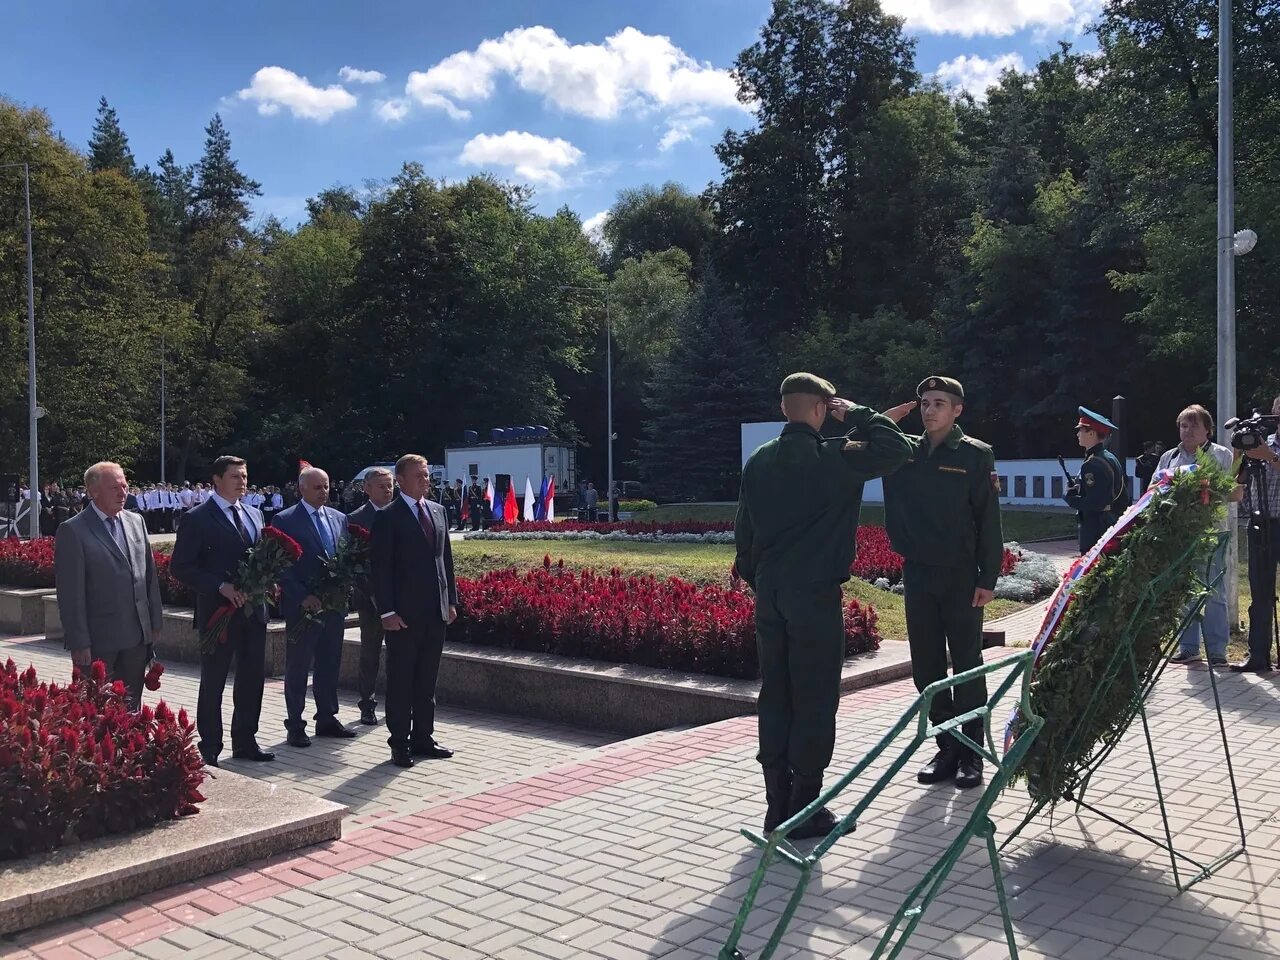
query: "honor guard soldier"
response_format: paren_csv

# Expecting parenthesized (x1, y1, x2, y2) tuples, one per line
(882, 377, 1003, 790)
(736, 373, 910, 838)
(1064, 407, 1129, 554)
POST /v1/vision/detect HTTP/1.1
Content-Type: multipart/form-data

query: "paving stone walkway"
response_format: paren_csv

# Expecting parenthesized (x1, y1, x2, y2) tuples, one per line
(4, 605, 1279, 960)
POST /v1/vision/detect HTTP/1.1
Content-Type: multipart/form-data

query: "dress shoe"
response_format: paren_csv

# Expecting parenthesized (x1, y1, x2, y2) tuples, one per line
(762, 768, 793, 833)
(410, 741, 453, 759)
(1169, 650, 1197, 664)
(955, 755, 984, 790)
(785, 774, 850, 841)
(231, 745, 276, 762)
(390, 747, 414, 768)
(1209, 657, 1229, 667)
(359, 703, 378, 726)
(200, 751, 219, 768)
(917, 748, 960, 785)
(286, 731, 312, 748)
(1230, 661, 1272, 673)
(315, 724, 357, 739)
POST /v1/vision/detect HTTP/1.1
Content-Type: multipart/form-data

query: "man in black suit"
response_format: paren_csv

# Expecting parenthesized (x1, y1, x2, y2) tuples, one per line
(347, 466, 396, 726)
(370, 454, 458, 768)
(170, 455, 275, 768)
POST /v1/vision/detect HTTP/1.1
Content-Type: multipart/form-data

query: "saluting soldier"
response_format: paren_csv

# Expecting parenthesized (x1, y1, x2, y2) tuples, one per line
(1064, 407, 1128, 554)
(468, 478, 484, 531)
(882, 377, 1003, 790)
(736, 373, 910, 838)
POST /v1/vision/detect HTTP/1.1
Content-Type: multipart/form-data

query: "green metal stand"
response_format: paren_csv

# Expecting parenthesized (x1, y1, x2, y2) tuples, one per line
(719, 651, 1044, 960)
(1001, 532, 1248, 892)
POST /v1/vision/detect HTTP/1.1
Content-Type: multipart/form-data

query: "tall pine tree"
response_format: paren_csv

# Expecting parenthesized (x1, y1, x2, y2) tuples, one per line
(87, 97, 136, 176)
(191, 114, 261, 228)
(639, 269, 774, 501)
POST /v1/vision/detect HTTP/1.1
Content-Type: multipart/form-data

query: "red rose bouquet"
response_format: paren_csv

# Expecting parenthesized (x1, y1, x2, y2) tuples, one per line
(287, 523, 372, 642)
(200, 526, 303, 654)
(143, 659, 164, 691)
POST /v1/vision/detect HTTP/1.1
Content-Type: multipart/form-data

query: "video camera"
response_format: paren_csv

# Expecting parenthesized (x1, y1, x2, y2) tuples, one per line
(1225, 413, 1280, 451)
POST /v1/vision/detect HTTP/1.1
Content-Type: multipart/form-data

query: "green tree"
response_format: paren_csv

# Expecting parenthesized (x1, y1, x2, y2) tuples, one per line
(190, 114, 261, 228)
(602, 183, 715, 272)
(639, 270, 774, 500)
(87, 96, 136, 177)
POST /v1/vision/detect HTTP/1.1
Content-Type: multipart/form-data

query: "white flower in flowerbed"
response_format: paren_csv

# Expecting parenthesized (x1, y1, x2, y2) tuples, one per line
(468, 530, 737, 544)
(993, 543, 1061, 601)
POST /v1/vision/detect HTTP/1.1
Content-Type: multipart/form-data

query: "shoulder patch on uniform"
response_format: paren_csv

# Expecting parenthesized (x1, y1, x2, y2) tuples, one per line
(960, 436, 993, 453)
(843, 440, 868, 452)
(1085, 472, 1095, 486)
(990, 472, 1001, 492)
(937, 465, 968, 475)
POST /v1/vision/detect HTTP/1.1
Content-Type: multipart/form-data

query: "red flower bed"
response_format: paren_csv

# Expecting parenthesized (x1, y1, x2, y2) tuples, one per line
(850, 526, 1020, 582)
(502, 519, 734, 535)
(0, 659, 205, 861)
(0, 536, 55, 587)
(454, 558, 880, 679)
(0, 536, 195, 606)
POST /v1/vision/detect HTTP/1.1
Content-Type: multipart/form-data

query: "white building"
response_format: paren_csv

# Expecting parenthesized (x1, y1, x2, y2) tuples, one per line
(444, 427, 576, 499)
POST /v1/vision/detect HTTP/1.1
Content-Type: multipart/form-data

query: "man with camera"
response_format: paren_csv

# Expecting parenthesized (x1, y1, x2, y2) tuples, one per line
(1233, 398, 1280, 673)
(1157, 405, 1240, 667)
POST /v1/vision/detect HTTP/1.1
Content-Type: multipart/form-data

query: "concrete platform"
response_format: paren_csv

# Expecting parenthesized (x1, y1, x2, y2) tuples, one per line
(0, 587, 53, 635)
(0, 768, 345, 936)
(342, 628, 915, 735)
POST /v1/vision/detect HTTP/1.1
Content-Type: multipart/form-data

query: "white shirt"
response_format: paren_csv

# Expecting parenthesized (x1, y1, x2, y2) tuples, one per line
(270, 492, 283, 509)
(90, 502, 129, 557)
(210, 491, 258, 542)
(1157, 441, 1235, 531)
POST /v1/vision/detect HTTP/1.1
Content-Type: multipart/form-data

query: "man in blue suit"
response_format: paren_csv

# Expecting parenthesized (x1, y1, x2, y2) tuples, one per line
(170, 455, 274, 768)
(273, 466, 355, 747)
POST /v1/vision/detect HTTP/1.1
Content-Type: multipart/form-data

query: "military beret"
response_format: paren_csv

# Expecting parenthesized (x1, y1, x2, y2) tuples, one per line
(780, 372, 837, 398)
(1076, 406, 1116, 436)
(917, 376, 965, 401)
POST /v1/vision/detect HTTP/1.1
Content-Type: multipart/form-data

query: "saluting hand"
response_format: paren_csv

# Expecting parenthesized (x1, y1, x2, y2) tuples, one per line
(882, 402, 917, 424)
(827, 397, 855, 422)
(972, 588, 995, 608)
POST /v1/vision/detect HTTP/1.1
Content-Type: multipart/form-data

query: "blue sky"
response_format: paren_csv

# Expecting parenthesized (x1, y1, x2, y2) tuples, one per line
(1, 0, 1101, 231)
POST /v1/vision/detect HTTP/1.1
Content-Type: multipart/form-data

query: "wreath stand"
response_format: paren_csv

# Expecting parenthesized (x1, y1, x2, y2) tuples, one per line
(1000, 531, 1248, 892)
(719, 650, 1044, 960)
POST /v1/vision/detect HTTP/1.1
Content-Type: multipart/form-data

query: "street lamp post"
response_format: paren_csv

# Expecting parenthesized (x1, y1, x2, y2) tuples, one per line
(560, 285, 613, 518)
(3, 162, 38, 539)
(160, 329, 166, 485)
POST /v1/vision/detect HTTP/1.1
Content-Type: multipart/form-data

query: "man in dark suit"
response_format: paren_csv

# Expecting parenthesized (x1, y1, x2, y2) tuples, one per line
(55, 462, 163, 708)
(170, 455, 274, 768)
(274, 467, 355, 747)
(370, 454, 458, 768)
(348, 466, 396, 726)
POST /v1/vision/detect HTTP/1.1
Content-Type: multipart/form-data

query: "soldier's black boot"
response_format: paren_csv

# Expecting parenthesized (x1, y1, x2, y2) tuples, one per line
(917, 744, 960, 784)
(762, 768, 792, 833)
(785, 774, 845, 841)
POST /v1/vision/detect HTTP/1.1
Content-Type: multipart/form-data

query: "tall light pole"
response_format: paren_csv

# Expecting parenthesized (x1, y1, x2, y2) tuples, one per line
(159, 329, 166, 484)
(3, 162, 38, 539)
(560, 284, 613, 516)
(1217, 0, 1236, 448)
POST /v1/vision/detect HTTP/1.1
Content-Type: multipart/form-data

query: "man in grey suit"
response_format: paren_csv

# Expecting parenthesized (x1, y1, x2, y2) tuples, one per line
(55, 461, 163, 708)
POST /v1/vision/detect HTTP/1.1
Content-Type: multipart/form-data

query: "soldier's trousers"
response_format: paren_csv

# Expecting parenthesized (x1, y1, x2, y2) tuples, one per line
(903, 561, 986, 756)
(754, 580, 845, 779)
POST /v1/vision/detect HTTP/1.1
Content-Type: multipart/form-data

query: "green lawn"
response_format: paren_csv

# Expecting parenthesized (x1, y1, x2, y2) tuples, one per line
(640, 503, 1076, 543)
(452, 538, 1025, 643)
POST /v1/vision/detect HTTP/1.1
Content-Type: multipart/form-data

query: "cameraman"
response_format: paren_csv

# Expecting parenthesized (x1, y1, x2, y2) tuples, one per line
(1234, 396, 1280, 673)
(1157, 405, 1239, 666)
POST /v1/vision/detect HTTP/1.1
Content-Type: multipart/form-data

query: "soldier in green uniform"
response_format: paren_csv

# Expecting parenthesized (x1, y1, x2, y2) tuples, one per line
(1064, 407, 1129, 554)
(736, 373, 910, 837)
(882, 377, 1003, 790)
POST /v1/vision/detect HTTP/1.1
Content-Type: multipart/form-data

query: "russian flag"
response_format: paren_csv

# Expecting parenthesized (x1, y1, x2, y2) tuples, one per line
(484, 479, 495, 517)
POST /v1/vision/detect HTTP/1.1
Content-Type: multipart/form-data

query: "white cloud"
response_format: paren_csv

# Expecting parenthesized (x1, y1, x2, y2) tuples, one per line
(237, 66, 358, 122)
(934, 53, 1026, 100)
(459, 131, 583, 188)
(582, 210, 610, 239)
(339, 66, 387, 84)
(405, 25, 745, 122)
(659, 114, 712, 151)
(881, 0, 1101, 37)
(375, 98, 411, 123)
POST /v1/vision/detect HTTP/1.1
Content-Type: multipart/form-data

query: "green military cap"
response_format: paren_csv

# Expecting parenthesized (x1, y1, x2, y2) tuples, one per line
(780, 372, 837, 398)
(917, 376, 965, 401)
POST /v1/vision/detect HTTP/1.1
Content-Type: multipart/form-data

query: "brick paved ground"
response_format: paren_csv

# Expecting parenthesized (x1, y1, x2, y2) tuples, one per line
(4, 606, 1279, 960)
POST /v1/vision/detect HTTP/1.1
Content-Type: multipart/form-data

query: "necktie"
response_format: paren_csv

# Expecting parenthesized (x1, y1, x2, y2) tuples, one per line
(231, 503, 252, 546)
(417, 501, 436, 553)
(105, 515, 129, 562)
(312, 508, 335, 556)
